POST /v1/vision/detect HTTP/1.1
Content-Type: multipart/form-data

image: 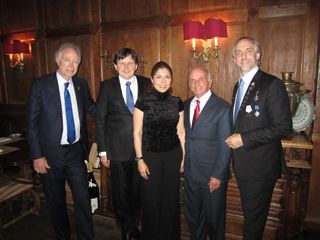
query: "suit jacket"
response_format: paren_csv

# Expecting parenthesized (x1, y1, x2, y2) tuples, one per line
(27, 73, 96, 166)
(184, 92, 231, 184)
(231, 69, 292, 181)
(96, 75, 151, 161)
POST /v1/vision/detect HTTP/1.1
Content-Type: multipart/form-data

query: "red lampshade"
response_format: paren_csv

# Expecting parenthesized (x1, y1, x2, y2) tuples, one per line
(183, 20, 205, 41)
(204, 18, 228, 39)
(13, 40, 30, 54)
(4, 41, 14, 54)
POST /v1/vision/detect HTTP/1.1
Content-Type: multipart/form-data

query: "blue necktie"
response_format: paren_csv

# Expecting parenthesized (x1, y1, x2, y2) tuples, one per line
(64, 82, 76, 144)
(126, 81, 134, 114)
(233, 79, 244, 125)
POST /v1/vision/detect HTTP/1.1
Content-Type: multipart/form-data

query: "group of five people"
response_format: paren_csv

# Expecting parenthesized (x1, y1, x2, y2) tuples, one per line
(27, 36, 292, 240)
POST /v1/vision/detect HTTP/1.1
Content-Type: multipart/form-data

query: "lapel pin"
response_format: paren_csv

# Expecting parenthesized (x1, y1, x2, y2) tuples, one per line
(254, 105, 260, 117)
(246, 105, 252, 113)
(254, 91, 259, 101)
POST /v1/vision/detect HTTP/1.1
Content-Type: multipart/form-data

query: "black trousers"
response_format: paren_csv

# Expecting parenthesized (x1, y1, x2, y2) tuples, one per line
(141, 146, 182, 240)
(110, 160, 141, 234)
(184, 172, 227, 240)
(41, 142, 94, 240)
(237, 179, 276, 240)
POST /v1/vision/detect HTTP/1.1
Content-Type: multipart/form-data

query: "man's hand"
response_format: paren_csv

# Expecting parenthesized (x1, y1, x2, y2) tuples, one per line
(209, 177, 221, 193)
(33, 157, 50, 174)
(100, 155, 110, 168)
(225, 133, 244, 149)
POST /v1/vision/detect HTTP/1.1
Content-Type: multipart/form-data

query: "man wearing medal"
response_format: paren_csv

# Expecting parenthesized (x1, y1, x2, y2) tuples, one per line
(225, 36, 292, 240)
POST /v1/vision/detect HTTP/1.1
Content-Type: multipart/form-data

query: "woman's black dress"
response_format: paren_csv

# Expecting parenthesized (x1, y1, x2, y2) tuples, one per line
(135, 88, 184, 240)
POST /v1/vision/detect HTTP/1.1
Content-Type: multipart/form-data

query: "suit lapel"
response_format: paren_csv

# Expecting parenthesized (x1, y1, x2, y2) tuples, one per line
(48, 74, 63, 128)
(185, 99, 191, 130)
(115, 77, 131, 113)
(72, 77, 83, 123)
(237, 70, 262, 119)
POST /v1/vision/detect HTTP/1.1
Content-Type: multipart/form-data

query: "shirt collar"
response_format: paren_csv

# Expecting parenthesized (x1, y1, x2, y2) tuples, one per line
(240, 66, 259, 85)
(56, 71, 73, 86)
(192, 90, 212, 104)
(119, 75, 137, 86)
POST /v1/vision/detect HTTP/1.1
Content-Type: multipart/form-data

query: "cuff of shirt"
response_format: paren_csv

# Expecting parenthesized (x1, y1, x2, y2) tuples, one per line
(99, 151, 107, 156)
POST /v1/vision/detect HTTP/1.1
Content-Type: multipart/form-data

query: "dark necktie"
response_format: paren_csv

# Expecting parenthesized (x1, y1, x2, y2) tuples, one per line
(233, 79, 244, 125)
(126, 81, 134, 114)
(64, 82, 76, 144)
(192, 100, 200, 128)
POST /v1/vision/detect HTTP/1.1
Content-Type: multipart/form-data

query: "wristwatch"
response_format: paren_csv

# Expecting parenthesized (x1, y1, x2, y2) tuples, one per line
(135, 156, 143, 161)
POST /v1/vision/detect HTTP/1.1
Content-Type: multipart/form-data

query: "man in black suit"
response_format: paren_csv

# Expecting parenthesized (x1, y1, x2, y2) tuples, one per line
(225, 36, 292, 239)
(184, 66, 231, 240)
(96, 48, 150, 240)
(27, 43, 96, 239)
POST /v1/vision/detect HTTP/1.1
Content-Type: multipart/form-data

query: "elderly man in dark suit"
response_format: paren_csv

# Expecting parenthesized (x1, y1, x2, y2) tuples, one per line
(96, 48, 150, 240)
(225, 36, 292, 240)
(184, 66, 231, 240)
(27, 43, 96, 239)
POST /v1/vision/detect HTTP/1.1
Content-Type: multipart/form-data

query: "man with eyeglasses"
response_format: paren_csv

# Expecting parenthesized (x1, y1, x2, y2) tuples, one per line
(96, 48, 151, 240)
(225, 36, 292, 239)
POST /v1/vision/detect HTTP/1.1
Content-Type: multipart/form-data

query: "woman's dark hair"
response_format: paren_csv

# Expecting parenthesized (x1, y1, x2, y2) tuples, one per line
(151, 61, 173, 79)
(113, 48, 139, 64)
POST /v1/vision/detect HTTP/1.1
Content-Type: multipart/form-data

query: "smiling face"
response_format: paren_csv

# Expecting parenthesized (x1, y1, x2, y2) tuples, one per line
(233, 38, 261, 76)
(151, 67, 172, 93)
(57, 47, 80, 80)
(114, 55, 138, 80)
(188, 67, 212, 98)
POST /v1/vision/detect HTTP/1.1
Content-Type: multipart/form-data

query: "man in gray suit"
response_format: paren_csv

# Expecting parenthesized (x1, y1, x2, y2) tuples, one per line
(184, 66, 231, 240)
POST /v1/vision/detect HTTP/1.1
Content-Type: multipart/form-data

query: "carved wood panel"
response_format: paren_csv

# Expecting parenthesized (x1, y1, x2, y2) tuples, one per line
(0, 0, 38, 33)
(170, 0, 243, 15)
(43, 0, 99, 30)
(101, 0, 160, 22)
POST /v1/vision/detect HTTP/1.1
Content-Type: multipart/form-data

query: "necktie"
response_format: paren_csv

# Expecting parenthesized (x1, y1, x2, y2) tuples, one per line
(126, 81, 134, 114)
(233, 79, 244, 125)
(192, 100, 200, 128)
(64, 82, 76, 144)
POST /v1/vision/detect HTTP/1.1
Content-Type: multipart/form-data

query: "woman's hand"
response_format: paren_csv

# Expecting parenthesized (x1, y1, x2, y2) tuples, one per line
(138, 160, 150, 180)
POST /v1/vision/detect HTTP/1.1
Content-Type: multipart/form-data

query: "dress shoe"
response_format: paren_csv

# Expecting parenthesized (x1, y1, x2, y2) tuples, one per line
(130, 228, 141, 239)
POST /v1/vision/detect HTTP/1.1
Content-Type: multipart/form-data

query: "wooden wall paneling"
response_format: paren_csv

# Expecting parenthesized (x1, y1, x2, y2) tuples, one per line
(0, 0, 39, 33)
(165, 25, 190, 100)
(101, 0, 160, 22)
(259, 16, 304, 83)
(170, 0, 244, 15)
(258, 2, 318, 97)
(43, 0, 99, 30)
(0, 42, 6, 104)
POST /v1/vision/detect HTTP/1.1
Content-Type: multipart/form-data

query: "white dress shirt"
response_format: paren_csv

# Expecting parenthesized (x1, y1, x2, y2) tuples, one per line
(189, 90, 212, 126)
(119, 75, 138, 104)
(57, 72, 80, 145)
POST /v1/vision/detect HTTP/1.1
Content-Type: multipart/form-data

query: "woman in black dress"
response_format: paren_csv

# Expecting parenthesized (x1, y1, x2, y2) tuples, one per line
(133, 61, 185, 240)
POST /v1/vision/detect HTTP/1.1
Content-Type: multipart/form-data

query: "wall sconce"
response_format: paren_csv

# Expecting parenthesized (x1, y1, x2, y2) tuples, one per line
(4, 40, 30, 71)
(101, 50, 146, 75)
(183, 18, 228, 63)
